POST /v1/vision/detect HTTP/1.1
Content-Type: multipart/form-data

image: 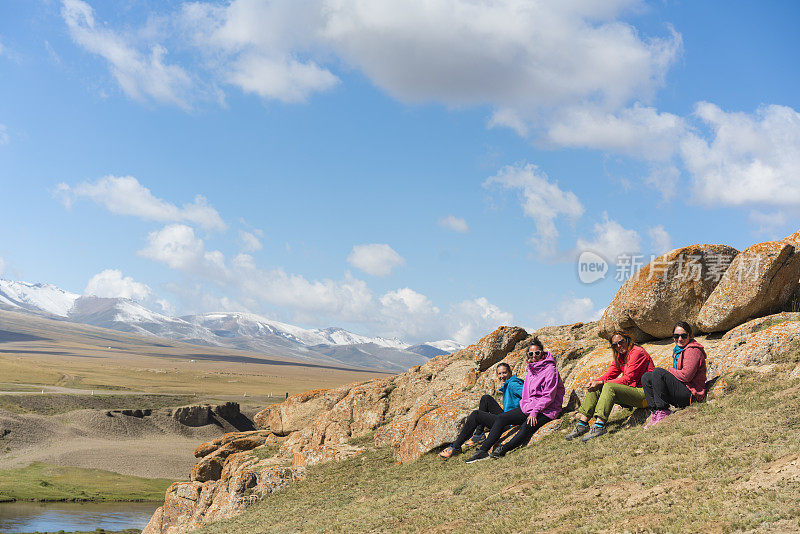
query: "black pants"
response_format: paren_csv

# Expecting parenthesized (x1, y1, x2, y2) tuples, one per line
(642, 368, 691, 411)
(451, 395, 503, 449)
(479, 408, 552, 453)
(500, 412, 552, 452)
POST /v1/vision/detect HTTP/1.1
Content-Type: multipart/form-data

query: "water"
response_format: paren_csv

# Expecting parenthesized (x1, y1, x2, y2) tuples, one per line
(0, 501, 158, 533)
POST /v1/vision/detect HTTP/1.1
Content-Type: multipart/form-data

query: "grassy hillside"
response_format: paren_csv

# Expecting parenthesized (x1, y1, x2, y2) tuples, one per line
(199, 368, 800, 533)
(0, 462, 174, 502)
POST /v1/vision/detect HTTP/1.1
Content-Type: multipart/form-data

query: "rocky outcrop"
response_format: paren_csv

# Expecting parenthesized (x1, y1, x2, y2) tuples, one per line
(599, 244, 738, 340)
(466, 326, 528, 371)
(697, 241, 800, 333)
(143, 457, 306, 534)
(144, 234, 800, 533)
(173, 405, 212, 427)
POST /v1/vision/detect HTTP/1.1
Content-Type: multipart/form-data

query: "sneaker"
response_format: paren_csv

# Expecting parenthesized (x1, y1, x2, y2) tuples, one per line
(644, 409, 672, 429)
(489, 445, 507, 459)
(463, 433, 486, 448)
(581, 425, 607, 442)
(439, 446, 461, 459)
(565, 423, 590, 441)
(464, 450, 490, 463)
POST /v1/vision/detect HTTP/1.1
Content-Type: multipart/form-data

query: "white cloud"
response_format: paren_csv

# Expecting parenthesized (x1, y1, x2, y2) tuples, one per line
(61, 0, 192, 108)
(347, 244, 405, 276)
(0, 125, 8, 145)
(438, 215, 469, 234)
(239, 230, 262, 252)
(138, 224, 228, 279)
(447, 297, 514, 346)
(681, 103, 800, 207)
(85, 269, 152, 301)
(378, 288, 441, 340)
(56, 175, 226, 231)
(576, 213, 641, 262)
(543, 296, 603, 326)
(648, 225, 672, 254)
(545, 104, 686, 160)
(485, 163, 584, 257)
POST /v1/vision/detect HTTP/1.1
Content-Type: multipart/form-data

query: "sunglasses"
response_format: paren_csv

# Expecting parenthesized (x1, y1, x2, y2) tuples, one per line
(611, 340, 627, 349)
(527, 350, 543, 357)
(673, 333, 689, 340)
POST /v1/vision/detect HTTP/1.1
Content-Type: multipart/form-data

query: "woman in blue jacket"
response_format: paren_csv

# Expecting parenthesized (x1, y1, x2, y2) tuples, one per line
(439, 362, 523, 458)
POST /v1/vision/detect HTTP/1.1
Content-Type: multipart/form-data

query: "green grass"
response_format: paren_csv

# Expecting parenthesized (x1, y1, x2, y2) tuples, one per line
(199, 369, 800, 533)
(0, 394, 194, 415)
(0, 463, 175, 502)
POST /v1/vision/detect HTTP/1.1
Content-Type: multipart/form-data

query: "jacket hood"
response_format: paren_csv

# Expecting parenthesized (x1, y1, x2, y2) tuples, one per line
(527, 351, 556, 374)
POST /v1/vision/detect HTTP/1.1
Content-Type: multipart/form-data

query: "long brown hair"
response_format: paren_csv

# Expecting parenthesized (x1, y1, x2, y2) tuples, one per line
(609, 330, 635, 367)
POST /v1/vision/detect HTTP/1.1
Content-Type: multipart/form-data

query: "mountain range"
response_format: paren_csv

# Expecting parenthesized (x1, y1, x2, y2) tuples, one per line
(0, 279, 463, 372)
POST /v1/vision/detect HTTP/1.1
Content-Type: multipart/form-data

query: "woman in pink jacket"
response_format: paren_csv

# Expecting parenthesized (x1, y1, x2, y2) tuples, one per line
(642, 321, 707, 428)
(464, 336, 564, 463)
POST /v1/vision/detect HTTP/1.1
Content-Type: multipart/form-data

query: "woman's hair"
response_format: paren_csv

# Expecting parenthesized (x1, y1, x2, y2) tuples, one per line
(530, 336, 544, 352)
(609, 330, 635, 366)
(673, 321, 693, 338)
(496, 362, 512, 374)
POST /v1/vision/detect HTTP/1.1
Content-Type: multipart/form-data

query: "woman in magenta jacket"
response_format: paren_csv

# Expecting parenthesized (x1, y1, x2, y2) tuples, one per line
(642, 321, 707, 428)
(464, 336, 564, 463)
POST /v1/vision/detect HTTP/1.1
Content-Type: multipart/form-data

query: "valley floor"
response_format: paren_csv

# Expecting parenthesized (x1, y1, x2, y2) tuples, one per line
(198, 369, 800, 533)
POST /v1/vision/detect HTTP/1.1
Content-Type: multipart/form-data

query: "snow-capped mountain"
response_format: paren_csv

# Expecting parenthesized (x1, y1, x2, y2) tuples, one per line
(0, 278, 465, 371)
(0, 279, 80, 317)
(186, 312, 409, 350)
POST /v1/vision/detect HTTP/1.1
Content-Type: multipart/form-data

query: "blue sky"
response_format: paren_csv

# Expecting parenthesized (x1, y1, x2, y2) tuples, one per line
(1, 0, 798, 344)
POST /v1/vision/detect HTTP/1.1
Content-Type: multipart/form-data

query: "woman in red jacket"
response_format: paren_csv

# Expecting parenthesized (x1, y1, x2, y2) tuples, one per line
(566, 330, 654, 442)
(642, 321, 707, 428)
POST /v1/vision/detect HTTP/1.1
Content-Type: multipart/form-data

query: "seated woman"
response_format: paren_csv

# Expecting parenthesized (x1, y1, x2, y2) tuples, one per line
(566, 330, 654, 442)
(439, 362, 524, 458)
(464, 337, 564, 463)
(642, 321, 707, 428)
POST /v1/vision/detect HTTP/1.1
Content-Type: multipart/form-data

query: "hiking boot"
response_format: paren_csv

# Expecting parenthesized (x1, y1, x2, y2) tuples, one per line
(581, 425, 607, 442)
(463, 433, 486, 448)
(565, 423, 590, 441)
(490, 445, 507, 459)
(464, 450, 490, 463)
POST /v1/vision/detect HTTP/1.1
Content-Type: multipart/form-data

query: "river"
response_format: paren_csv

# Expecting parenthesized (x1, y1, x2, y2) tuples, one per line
(0, 501, 158, 533)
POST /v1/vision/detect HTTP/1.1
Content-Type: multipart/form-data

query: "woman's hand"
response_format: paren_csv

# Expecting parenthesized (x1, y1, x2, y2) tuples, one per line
(587, 379, 603, 391)
(527, 413, 537, 426)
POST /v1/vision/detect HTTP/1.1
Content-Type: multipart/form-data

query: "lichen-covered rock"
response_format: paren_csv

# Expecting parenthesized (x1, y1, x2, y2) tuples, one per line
(599, 244, 738, 340)
(722, 313, 800, 340)
(697, 241, 800, 333)
(194, 430, 272, 458)
(464, 326, 528, 372)
(395, 392, 482, 463)
(705, 322, 800, 376)
(190, 457, 222, 482)
(143, 461, 305, 534)
(254, 384, 352, 435)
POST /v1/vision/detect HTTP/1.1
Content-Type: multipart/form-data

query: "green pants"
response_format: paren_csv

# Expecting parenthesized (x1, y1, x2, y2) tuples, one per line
(578, 382, 647, 422)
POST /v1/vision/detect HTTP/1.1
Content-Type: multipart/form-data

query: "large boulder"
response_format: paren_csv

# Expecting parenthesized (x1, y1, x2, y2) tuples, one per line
(599, 244, 738, 340)
(465, 326, 528, 372)
(697, 241, 800, 333)
(254, 385, 351, 435)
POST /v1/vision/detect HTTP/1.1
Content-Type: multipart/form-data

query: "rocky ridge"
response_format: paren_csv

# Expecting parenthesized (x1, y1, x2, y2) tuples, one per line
(143, 234, 800, 534)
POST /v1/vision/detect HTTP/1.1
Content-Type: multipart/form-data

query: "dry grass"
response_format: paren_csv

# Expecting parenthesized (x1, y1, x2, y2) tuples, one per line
(200, 369, 800, 533)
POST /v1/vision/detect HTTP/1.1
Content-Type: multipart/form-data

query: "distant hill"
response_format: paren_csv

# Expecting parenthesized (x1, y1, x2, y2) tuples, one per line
(0, 279, 464, 372)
